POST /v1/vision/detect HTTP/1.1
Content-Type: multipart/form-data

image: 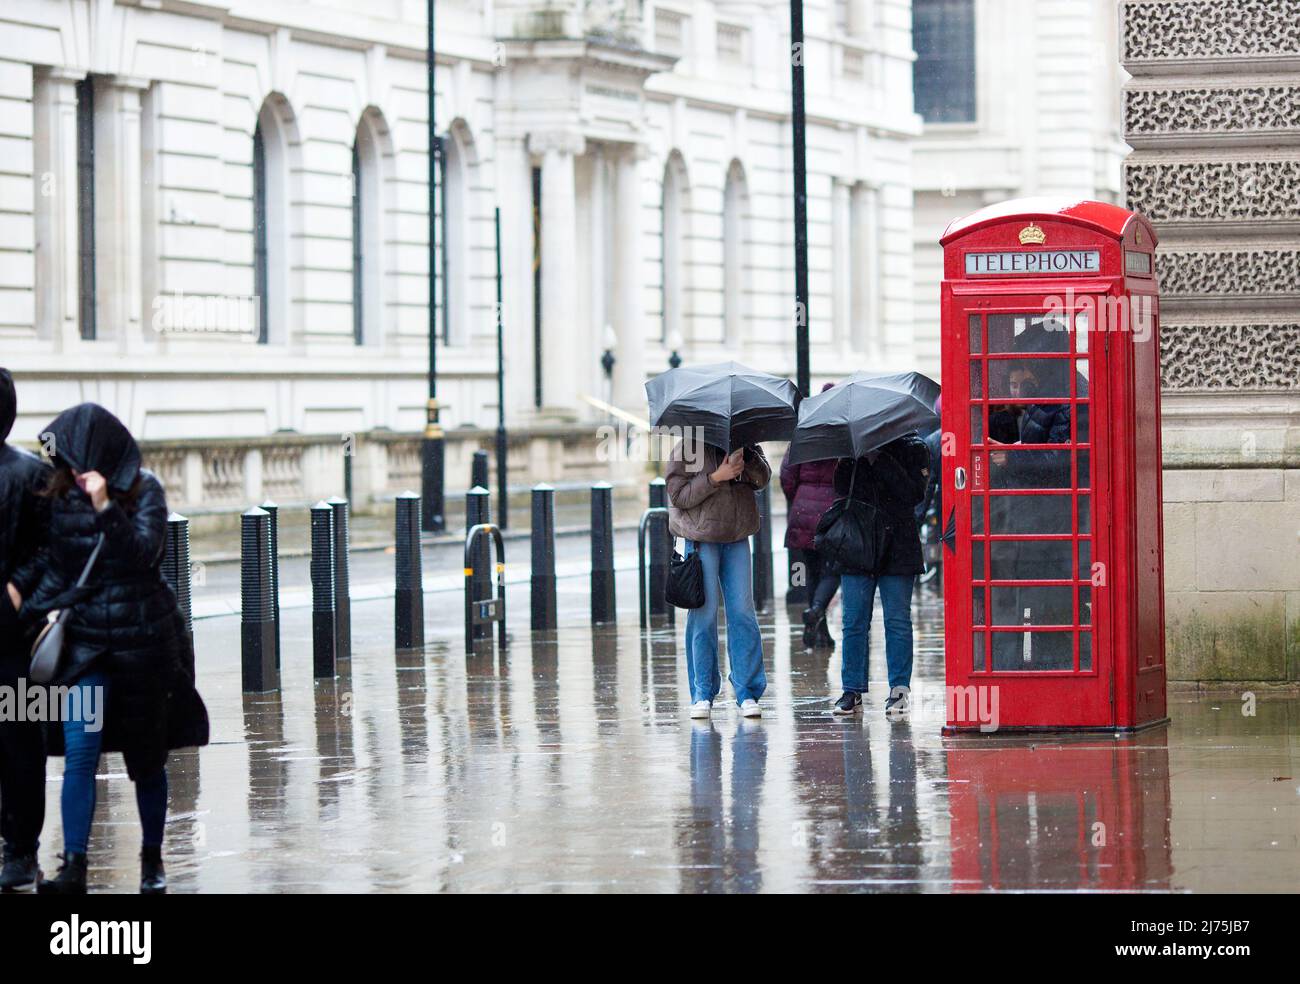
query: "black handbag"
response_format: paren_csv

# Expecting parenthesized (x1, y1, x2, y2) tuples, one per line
(666, 539, 706, 609)
(814, 461, 891, 575)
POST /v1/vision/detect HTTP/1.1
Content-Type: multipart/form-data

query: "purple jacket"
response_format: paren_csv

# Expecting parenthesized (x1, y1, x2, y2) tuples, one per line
(779, 455, 839, 551)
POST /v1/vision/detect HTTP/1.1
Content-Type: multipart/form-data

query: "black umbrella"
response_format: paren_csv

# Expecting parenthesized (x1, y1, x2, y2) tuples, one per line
(645, 362, 799, 450)
(785, 370, 940, 465)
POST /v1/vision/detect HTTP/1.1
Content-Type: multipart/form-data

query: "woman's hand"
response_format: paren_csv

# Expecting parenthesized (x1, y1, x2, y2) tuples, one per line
(76, 470, 111, 512)
(710, 449, 744, 484)
(5, 582, 20, 611)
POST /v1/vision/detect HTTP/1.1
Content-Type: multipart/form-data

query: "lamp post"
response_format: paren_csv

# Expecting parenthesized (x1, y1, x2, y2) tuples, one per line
(421, 0, 446, 532)
(667, 330, 683, 370)
(790, 0, 810, 398)
(494, 206, 508, 529)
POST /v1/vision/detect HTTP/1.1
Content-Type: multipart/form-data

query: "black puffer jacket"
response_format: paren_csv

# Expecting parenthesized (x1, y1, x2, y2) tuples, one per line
(23, 403, 207, 778)
(832, 434, 931, 577)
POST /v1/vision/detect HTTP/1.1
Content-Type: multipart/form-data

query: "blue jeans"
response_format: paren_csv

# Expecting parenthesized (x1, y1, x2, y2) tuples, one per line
(61, 672, 168, 855)
(684, 539, 767, 705)
(840, 574, 915, 693)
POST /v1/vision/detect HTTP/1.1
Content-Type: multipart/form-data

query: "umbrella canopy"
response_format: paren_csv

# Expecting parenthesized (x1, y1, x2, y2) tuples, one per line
(785, 370, 940, 465)
(645, 362, 799, 450)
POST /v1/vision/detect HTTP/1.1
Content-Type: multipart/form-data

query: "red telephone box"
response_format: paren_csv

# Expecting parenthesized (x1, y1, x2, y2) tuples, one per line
(939, 198, 1167, 732)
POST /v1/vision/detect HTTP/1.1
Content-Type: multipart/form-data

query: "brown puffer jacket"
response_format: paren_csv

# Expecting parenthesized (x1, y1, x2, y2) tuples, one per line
(665, 441, 771, 544)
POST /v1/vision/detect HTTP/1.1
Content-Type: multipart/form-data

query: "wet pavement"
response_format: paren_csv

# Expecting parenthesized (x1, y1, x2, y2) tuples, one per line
(32, 564, 1300, 893)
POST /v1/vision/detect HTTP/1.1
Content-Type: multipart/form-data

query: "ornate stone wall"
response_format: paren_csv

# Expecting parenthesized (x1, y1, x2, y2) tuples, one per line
(1120, 0, 1300, 684)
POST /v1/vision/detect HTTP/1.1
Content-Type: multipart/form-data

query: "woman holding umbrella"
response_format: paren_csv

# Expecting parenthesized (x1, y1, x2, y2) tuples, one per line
(784, 371, 939, 719)
(650, 363, 798, 720)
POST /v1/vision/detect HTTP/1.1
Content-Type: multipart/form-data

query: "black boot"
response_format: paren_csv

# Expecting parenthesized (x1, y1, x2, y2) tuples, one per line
(801, 606, 824, 649)
(37, 853, 87, 895)
(140, 846, 166, 895)
(0, 849, 41, 892)
(814, 617, 835, 651)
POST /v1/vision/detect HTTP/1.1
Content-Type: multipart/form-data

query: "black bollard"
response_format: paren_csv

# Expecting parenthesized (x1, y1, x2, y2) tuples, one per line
(240, 507, 278, 692)
(261, 499, 281, 671)
(394, 491, 424, 649)
(466, 485, 491, 639)
(530, 483, 557, 630)
(591, 482, 616, 624)
(327, 496, 351, 661)
(163, 512, 193, 643)
(471, 449, 489, 492)
(310, 502, 337, 679)
(753, 482, 774, 613)
(647, 478, 669, 618)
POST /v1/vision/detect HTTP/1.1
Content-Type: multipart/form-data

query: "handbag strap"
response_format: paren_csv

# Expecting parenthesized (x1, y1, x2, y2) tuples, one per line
(74, 533, 105, 589)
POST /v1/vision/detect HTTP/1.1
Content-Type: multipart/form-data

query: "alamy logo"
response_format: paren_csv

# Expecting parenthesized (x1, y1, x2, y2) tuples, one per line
(49, 916, 152, 965)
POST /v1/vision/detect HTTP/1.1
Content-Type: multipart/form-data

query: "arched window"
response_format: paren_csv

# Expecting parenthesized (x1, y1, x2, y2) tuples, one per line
(352, 109, 390, 347)
(660, 152, 688, 344)
(722, 160, 748, 346)
(252, 96, 297, 346)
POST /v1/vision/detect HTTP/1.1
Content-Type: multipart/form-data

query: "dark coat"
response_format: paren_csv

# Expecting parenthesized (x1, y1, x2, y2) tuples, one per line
(23, 404, 208, 778)
(780, 455, 838, 552)
(0, 445, 51, 680)
(832, 435, 931, 576)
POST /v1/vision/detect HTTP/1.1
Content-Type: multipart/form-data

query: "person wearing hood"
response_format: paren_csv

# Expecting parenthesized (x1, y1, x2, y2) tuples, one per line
(0, 369, 51, 891)
(21, 403, 208, 894)
(779, 383, 840, 650)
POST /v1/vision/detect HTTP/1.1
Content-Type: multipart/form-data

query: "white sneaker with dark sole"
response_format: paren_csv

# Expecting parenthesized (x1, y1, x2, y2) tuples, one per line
(689, 700, 712, 719)
(884, 686, 911, 719)
(740, 699, 762, 718)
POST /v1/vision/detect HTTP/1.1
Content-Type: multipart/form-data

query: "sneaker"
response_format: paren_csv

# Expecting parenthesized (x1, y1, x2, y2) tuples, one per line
(0, 851, 40, 892)
(689, 700, 712, 719)
(831, 691, 863, 716)
(739, 699, 762, 719)
(885, 686, 911, 719)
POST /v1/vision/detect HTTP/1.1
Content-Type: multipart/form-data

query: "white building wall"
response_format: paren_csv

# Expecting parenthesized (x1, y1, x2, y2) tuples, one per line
(911, 0, 1126, 377)
(0, 0, 917, 464)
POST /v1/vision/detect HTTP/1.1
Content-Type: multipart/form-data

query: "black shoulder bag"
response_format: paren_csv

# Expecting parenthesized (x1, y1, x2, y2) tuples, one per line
(813, 460, 892, 575)
(666, 538, 706, 609)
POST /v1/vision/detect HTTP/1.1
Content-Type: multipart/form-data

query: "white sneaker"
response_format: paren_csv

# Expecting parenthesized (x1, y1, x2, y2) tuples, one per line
(740, 699, 762, 719)
(885, 686, 911, 719)
(689, 700, 712, 719)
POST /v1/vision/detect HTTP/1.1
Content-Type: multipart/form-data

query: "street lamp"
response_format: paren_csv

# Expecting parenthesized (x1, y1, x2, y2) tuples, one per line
(421, 0, 446, 532)
(667, 330, 683, 370)
(790, 0, 810, 399)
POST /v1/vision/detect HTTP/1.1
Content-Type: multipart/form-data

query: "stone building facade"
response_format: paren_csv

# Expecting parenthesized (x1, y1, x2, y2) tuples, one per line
(1119, 0, 1300, 685)
(0, 0, 919, 512)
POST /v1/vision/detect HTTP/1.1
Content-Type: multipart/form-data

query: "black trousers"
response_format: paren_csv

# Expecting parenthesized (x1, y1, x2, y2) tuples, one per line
(0, 706, 46, 856)
(1, 610, 46, 856)
(805, 552, 840, 612)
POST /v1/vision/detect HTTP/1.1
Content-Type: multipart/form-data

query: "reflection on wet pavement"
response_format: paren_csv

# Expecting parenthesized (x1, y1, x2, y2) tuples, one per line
(41, 571, 1300, 892)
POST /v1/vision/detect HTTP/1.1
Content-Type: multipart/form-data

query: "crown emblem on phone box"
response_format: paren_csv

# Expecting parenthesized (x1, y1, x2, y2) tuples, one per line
(1018, 222, 1047, 245)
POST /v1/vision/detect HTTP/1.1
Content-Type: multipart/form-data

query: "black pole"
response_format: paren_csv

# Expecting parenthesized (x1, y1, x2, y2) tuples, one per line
(590, 482, 616, 624)
(530, 483, 557, 631)
(240, 507, 277, 693)
(494, 206, 508, 530)
(261, 499, 281, 671)
(310, 502, 337, 679)
(753, 483, 774, 613)
(790, 0, 810, 397)
(421, 0, 446, 532)
(394, 491, 424, 650)
(328, 497, 351, 662)
(466, 485, 491, 640)
(647, 478, 668, 618)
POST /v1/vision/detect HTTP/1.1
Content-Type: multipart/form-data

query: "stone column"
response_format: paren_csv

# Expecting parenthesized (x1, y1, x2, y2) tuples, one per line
(612, 144, 646, 416)
(832, 180, 852, 354)
(497, 135, 536, 425)
(531, 131, 584, 420)
(853, 182, 882, 362)
(95, 76, 149, 353)
(1119, 0, 1300, 683)
(32, 68, 81, 350)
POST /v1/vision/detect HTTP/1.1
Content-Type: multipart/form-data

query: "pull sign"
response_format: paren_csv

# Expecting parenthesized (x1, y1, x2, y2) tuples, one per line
(971, 451, 987, 492)
(954, 466, 968, 491)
